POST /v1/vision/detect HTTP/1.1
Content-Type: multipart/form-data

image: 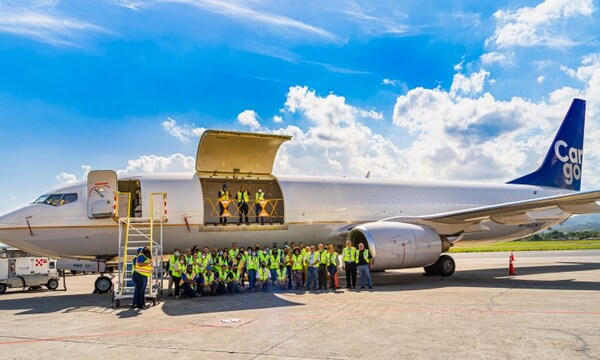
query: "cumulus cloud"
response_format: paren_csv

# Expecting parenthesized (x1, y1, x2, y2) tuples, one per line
(117, 153, 196, 175)
(56, 172, 77, 184)
(486, 0, 595, 48)
(480, 52, 514, 66)
(161, 117, 205, 142)
(237, 110, 261, 130)
(273, 115, 283, 123)
(450, 69, 490, 97)
(537, 76, 546, 83)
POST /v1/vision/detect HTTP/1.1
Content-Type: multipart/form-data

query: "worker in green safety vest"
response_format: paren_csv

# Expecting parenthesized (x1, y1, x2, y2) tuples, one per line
(317, 243, 329, 290)
(257, 262, 271, 291)
(327, 245, 339, 289)
(291, 247, 305, 290)
(342, 240, 357, 289)
(201, 267, 217, 296)
(227, 265, 243, 294)
(236, 185, 250, 224)
(167, 248, 180, 297)
(274, 262, 288, 290)
(247, 250, 259, 291)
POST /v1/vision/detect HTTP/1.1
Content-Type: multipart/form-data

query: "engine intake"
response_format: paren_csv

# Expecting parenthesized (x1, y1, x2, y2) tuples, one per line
(347, 222, 448, 271)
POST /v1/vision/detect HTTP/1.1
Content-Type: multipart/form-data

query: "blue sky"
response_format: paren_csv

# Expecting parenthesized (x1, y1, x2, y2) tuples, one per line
(1, 0, 600, 215)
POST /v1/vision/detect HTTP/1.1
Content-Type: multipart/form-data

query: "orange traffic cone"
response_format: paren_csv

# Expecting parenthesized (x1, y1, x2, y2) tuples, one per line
(508, 251, 516, 275)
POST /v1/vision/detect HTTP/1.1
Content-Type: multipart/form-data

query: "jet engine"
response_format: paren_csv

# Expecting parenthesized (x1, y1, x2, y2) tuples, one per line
(347, 222, 452, 272)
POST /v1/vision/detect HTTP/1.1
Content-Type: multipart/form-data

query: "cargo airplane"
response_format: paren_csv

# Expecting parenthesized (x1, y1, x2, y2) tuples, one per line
(0, 98, 599, 293)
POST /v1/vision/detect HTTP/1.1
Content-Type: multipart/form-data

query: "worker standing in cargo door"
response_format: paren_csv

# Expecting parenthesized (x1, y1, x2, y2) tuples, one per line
(132, 246, 152, 309)
(255, 187, 266, 224)
(236, 185, 250, 224)
(218, 183, 230, 225)
(342, 240, 357, 289)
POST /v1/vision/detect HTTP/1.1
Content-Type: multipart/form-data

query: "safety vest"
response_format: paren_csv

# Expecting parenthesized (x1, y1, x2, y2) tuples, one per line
(269, 254, 280, 269)
(180, 271, 196, 285)
(284, 254, 292, 266)
(193, 258, 203, 274)
(204, 272, 214, 284)
(292, 254, 304, 270)
(237, 191, 249, 203)
(258, 267, 269, 281)
(319, 250, 329, 265)
(217, 269, 228, 282)
(134, 254, 152, 278)
(185, 255, 193, 265)
(247, 256, 259, 270)
(276, 268, 287, 282)
(228, 270, 240, 282)
(200, 256, 210, 271)
(357, 249, 370, 264)
(328, 252, 339, 267)
(343, 247, 357, 262)
(215, 255, 226, 267)
(306, 252, 318, 267)
(259, 251, 268, 264)
(256, 191, 265, 201)
(168, 254, 178, 271)
(172, 260, 185, 277)
(229, 249, 239, 259)
(218, 190, 229, 201)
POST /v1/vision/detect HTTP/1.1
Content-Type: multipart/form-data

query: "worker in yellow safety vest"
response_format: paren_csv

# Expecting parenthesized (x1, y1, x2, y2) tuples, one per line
(132, 246, 152, 309)
(217, 264, 229, 295)
(229, 243, 239, 259)
(257, 262, 271, 291)
(274, 263, 288, 290)
(255, 188, 266, 224)
(172, 254, 185, 298)
(180, 264, 198, 298)
(201, 267, 217, 296)
(291, 247, 305, 290)
(227, 265, 243, 294)
(327, 245, 339, 289)
(342, 240, 357, 289)
(284, 247, 293, 290)
(218, 183, 230, 225)
(236, 185, 250, 224)
(247, 250, 259, 291)
(167, 248, 180, 297)
(356, 242, 373, 289)
(317, 243, 329, 290)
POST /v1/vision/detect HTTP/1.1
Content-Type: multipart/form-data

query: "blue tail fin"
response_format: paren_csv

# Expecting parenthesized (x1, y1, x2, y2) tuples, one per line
(508, 98, 586, 191)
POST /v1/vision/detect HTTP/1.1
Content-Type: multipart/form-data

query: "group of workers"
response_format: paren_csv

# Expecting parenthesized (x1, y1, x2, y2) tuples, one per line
(217, 183, 268, 225)
(163, 240, 374, 300)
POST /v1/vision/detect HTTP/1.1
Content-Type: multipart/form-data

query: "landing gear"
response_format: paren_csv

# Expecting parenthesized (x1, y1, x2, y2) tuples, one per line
(423, 255, 456, 277)
(94, 276, 113, 294)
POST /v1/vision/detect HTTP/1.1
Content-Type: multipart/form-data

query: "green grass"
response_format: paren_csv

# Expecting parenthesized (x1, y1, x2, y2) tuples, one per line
(449, 239, 600, 253)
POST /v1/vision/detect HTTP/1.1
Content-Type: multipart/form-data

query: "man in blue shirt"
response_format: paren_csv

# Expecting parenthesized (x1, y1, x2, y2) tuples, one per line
(180, 264, 198, 298)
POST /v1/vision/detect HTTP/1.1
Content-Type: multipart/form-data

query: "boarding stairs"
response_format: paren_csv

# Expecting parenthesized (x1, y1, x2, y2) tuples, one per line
(112, 192, 166, 308)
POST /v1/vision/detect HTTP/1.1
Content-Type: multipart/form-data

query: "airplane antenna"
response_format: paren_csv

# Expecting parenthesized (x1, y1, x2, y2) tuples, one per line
(365, 171, 371, 179)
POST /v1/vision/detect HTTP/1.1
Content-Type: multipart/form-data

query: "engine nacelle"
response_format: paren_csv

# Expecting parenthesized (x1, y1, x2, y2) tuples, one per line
(347, 222, 448, 271)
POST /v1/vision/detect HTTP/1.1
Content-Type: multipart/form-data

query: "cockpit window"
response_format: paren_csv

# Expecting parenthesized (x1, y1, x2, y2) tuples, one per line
(34, 193, 78, 206)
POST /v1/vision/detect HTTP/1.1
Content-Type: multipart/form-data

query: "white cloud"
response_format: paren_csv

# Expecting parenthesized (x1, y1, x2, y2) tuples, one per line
(342, 3, 415, 36)
(237, 110, 260, 130)
(450, 69, 490, 97)
(56, 172, 77, 184)
(537, 76, 546, 83)
(117, 153, 196, 176)
(382, 78, 400, 87)
(487, 0, 595, 48)
(0, 1, 107, 47)
(158, 0, 337, 42)
(480, 52, 514, 66)
(273, 115, 283, 123)
(161, 117, 205, 142)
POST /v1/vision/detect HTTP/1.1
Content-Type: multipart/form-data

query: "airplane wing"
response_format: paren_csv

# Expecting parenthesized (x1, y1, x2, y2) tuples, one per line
(380, 190, 600, 236)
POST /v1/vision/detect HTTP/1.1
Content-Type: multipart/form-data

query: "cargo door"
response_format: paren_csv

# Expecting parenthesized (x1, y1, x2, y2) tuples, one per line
(87, 170, 118, 219)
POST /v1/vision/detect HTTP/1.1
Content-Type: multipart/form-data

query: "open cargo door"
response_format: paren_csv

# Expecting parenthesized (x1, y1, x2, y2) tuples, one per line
(196, 130, 291, 177)
(87, 170, 118, 219)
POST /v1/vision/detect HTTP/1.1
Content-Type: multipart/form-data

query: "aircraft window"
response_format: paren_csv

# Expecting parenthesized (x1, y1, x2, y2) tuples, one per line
(35, 193, 78, 206)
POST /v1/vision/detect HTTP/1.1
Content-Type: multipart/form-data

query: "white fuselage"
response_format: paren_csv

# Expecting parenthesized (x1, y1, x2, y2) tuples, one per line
(0, 173, 571, 259)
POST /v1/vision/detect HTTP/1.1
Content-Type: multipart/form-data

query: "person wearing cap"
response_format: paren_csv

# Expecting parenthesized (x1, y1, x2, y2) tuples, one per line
(227, 265, 243, 294)
(255, 187, 267, 224)
(218, 183, 230, 225)
(132, 246, 152, 309)
(217, 264, 229, 295)
(342, 240, 357, 289)
(236, 185, 250, 225)
(180, 264, 198, 298)
(291, 247, 305, 290)
(327, 245, 339, 289)
(202, 267, 218, 296)
(257, 262, 271, 291)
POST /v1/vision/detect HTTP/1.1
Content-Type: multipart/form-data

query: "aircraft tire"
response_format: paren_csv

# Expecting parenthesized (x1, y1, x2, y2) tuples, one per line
(436, 255, 456, 277)
(423, 264, 438, 276)
(94, 276, 112, 294)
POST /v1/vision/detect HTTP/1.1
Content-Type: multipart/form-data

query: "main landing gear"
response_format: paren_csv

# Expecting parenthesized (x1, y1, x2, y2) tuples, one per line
(423, 255, 456, 277)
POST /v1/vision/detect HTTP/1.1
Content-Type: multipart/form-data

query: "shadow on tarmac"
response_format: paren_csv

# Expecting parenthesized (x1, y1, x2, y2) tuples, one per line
(0, 262, 598, 316)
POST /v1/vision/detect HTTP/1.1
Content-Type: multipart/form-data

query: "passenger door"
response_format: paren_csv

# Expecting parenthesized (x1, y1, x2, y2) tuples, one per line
(87, 170, 118, 219)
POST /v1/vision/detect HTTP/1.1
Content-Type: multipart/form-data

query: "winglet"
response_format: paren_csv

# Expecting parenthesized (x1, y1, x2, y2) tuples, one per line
(509, 98, 586, 191)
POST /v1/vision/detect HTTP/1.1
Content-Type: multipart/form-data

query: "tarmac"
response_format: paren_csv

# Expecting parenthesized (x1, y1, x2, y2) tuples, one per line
(1, 250, 600, 360)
